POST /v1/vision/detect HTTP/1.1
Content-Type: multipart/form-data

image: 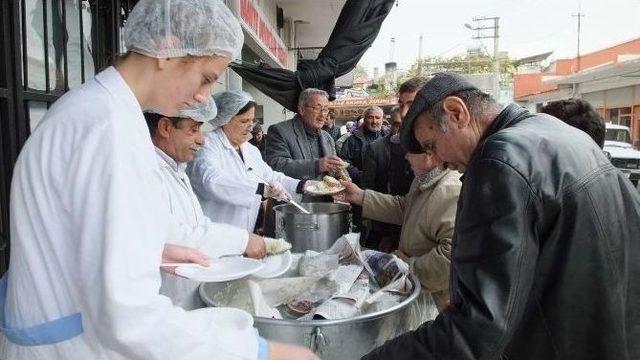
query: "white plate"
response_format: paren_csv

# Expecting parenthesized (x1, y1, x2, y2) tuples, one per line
(252, 250, 293, 278)
(304, 183, 345, 196)
(175, 257, 264, 282)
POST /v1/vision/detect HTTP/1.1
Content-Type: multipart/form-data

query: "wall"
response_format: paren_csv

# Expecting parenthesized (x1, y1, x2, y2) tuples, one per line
(604, 87, 634, 108)
(243, 81, 294, 130)
(515, 38, 640, 100)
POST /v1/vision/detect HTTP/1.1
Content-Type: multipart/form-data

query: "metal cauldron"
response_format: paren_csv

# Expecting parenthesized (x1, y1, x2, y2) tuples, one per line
(273, 202, 351, 252)
(200, 274, 421, 359)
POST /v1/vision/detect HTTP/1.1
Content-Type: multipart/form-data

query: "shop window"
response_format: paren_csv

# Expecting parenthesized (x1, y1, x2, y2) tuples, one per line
(22, 0, 94, 91)
(607, 107, 632, 127)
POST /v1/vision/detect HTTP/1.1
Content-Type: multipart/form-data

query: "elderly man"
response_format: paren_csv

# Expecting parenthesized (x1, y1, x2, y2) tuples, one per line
(362, 107, 403, 192)
(363, 72, 640, 360)
(360, 107, 403, 250)
(144, 111, 267, 310)
(265, 88, 342, 180)
(340, 106, 388, 183)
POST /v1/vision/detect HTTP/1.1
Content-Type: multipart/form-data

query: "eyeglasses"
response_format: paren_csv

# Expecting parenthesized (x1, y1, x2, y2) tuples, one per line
(305, 105, 330, 114)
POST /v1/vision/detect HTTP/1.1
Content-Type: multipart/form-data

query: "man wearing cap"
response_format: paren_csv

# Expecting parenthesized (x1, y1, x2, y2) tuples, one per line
(144, 111, 267, 310)
(364, 72, 640, 359)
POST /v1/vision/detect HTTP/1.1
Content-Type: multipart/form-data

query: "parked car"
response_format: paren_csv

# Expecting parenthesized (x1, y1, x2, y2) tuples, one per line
(604, 123, 640, 187)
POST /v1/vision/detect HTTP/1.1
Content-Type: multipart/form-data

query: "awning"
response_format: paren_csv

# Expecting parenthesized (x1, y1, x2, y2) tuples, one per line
(230, 0, 395, 112)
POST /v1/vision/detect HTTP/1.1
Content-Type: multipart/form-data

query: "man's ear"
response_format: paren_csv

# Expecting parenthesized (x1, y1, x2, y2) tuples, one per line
(442, 96, 471, 129)
(298, 103, 306, 116)
(156, 117, 173, 138)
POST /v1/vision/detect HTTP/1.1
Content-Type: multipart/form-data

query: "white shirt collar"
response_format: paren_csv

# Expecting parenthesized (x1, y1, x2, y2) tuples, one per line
(155, 147, 187, 173)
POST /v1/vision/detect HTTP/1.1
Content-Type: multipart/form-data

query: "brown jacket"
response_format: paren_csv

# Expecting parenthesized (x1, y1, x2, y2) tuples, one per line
(362, 169, 461, 310)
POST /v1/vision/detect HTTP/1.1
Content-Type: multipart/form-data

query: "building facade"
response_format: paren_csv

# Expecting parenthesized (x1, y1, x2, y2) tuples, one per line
(514, 38, 640, 147)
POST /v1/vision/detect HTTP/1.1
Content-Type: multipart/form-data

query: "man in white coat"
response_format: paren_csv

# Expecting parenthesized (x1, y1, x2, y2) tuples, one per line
(144, 111, 267, 310)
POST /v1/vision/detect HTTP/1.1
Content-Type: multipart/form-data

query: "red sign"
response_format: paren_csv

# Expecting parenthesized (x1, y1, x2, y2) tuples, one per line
(240, 0, 288, 67)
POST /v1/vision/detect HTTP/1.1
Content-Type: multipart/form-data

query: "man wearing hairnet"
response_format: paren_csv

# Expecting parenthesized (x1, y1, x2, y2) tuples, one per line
(143, 103, 271, 310)
(0, 0, 318, 359)
(188, 91, 306, 233)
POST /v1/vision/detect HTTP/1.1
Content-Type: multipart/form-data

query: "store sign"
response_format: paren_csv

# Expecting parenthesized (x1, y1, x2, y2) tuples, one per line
(240, 0, 288, 67)
(330, 97, 398, 119)
(330, 97, 397, 108)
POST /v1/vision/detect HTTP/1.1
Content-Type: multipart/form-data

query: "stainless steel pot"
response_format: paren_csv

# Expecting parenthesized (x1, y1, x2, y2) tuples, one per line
(273, 202, 350, 252)
(200, 275, 421, 359)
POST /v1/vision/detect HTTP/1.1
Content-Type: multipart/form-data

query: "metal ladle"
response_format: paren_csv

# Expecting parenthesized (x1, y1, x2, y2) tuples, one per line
(247, 168, 311, 214)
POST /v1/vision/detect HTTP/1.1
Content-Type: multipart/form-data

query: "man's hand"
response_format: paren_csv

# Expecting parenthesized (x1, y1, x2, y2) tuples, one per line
(244, 233, 266, 259)
(269, 342, 321, 360)
(161, 244, 210, 274)
(318, 155, 344, 173)
(332, 179, 365, 206)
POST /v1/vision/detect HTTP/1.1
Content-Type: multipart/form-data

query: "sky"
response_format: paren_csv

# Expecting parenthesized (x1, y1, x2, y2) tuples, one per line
(359, 0, 640, 75)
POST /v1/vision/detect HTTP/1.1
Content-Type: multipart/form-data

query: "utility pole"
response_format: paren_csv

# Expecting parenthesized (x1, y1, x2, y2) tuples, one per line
(464, 16, 501, 100)
(572, 10, 584, 72)
(418, 33, 424, 75)
(389, 37, 396, 63)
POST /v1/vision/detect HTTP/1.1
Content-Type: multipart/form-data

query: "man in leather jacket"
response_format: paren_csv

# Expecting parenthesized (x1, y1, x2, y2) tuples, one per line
(363, 72, 640, 360)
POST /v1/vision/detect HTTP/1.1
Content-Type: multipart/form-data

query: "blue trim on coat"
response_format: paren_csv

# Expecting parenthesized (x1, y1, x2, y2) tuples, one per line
(0, 273, 83, 346)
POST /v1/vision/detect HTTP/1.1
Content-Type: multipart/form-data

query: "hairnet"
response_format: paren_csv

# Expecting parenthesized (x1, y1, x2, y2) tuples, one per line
(124, 0, 244, 60)
(210, 91, 254, 128)
(178, 98, 218, 123)
(147, 98, 217, 132)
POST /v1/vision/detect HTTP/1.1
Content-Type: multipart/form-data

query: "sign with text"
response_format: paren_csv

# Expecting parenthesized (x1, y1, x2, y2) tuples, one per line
(239, 0, 288, 67)
(330, 97, 397, 108)
(330, 97, 398, 120)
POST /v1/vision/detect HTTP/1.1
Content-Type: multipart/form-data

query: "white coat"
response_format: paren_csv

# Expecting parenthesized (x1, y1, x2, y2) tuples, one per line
(155, 148, 249, 310)
(0, 67, 259, 359)
(188, 128, 300, 231)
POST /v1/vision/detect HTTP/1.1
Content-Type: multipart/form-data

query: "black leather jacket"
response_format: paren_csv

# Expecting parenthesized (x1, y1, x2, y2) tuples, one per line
(363, 104, 640, 360)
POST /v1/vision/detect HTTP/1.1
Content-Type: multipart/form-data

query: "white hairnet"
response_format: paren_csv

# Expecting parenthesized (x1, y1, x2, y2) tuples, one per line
(210, 91, 254, 128)
(147, 98, 217, 132)
(178, 98, 218, 123)
(124, 0, 244, 59)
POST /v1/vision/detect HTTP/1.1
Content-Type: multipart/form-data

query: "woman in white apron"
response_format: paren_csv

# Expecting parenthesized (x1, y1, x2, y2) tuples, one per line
(189, 91, 304, 232)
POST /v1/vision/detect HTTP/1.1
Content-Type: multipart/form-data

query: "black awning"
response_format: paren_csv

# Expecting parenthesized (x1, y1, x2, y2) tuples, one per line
(230, 0, 395, 112)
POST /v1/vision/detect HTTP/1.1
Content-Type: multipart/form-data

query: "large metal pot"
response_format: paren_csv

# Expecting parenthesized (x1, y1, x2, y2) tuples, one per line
(200, 275, 421, 359)
(274, 202, 350, 252)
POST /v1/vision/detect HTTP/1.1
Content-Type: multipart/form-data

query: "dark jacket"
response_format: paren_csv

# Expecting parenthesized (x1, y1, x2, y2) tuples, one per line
(363, 104, 640, 360)
(323, 124, 342, 142)
(361, 135, 391, 192)
(340, 127, 387, 183)
(264, 115, 336, 180)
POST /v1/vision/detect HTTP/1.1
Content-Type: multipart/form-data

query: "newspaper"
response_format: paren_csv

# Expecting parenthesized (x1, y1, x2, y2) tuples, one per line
(208, 233, 413, 321)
